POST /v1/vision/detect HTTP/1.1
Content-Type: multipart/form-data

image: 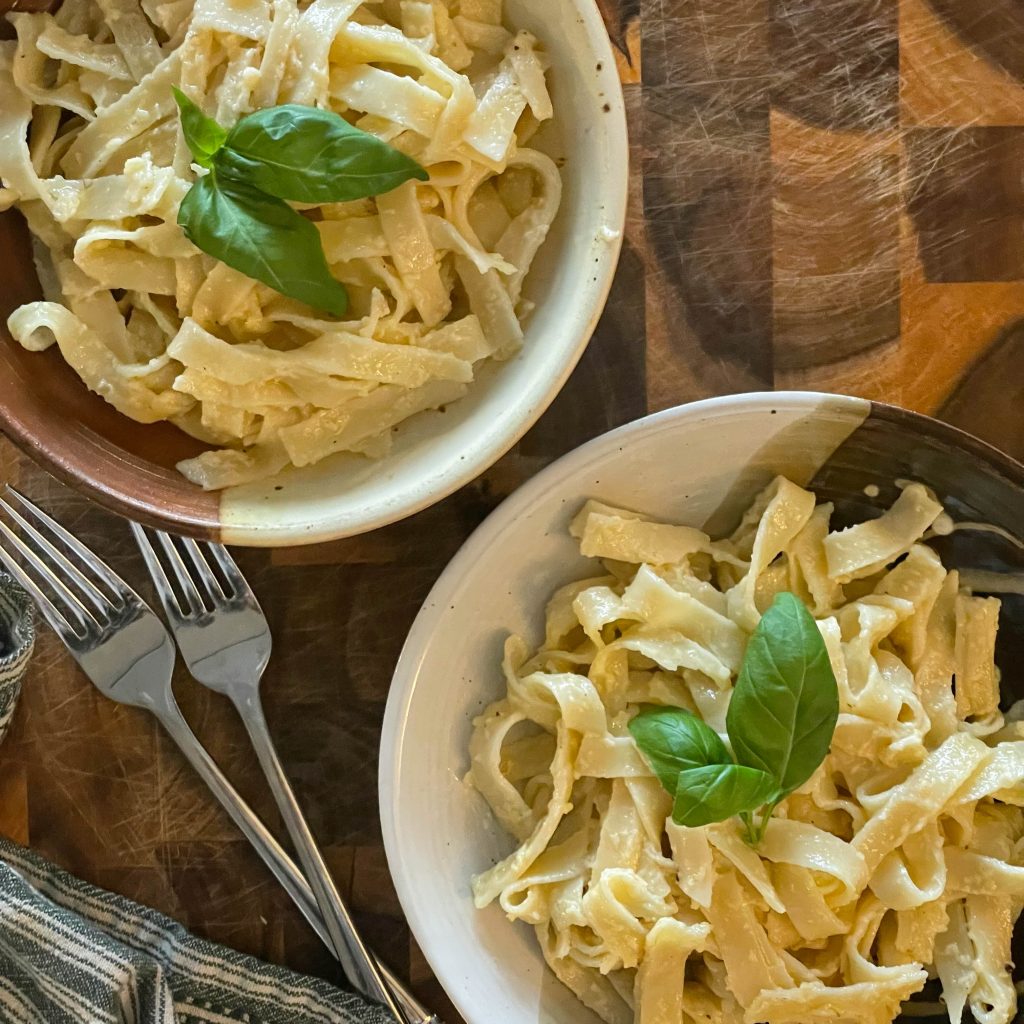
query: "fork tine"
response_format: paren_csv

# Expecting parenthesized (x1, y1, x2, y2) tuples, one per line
(0, 516, 99, 631)
(3, 487, 132, 603)
(177, 536, 227, 604)
(130, 523, 188, 621)
(0, 493, 110, 620)
(152, 531, 206, 617)
(0, 521, 94, 642)
(204, 543, 253, 602)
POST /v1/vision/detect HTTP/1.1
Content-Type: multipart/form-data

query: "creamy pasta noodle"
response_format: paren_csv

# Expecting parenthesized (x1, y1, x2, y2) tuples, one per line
(0, 0, 559, 488)
(469, 478, 1024, 1024)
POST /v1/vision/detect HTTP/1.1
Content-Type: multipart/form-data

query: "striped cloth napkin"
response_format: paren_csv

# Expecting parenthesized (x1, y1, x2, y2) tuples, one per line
(0, 572, 393, 1024)
(0, 838, 393, 1024)
(0, 570, 33, 741)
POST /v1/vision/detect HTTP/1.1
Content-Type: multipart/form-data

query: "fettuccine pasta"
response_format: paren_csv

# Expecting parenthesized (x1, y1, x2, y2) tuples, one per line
(469, 478, 1023, 1024)
(0, 0, 560, 488)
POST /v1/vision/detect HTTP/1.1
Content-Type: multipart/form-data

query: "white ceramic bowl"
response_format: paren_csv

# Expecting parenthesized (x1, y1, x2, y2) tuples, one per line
(218, 0, 628, 544)
(379, 391, 1024, 1024)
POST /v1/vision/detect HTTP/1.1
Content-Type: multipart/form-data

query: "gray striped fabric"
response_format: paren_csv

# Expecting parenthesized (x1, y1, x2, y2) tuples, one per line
(0, 576, 390, 1024)
(0, 838, 393, 1024)
(0, 570, 34, 742)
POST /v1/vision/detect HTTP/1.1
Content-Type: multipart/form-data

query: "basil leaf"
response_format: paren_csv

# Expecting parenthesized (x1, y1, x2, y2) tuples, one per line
(726, 592, 839, 797)
(672, 764, 779, 828)
(628, 706, 730, 795)
(178, 173, 348, 316)
(217, 104, 429, 204)
(173, 88, 227, 169)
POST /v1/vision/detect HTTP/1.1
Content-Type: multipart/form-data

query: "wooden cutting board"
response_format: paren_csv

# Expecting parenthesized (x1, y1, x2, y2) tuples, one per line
(1, 1, 1023, 1021)
(630, 0, 1024, 460)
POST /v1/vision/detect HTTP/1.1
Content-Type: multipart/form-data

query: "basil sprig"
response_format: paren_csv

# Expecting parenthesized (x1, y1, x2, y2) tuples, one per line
(172, 89, 428, 314)
(629, 708, 778, 829)
(174, 91, 227, 167)
(629, 592, 839, 845)
(727, 591, 840, 809)
(216, 104, 428, 204)
(179, 175, 350, 317)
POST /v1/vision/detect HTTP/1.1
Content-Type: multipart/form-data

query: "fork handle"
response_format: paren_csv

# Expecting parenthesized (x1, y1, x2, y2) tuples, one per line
(153, 705, 439, 1024)
(231, 694, 407, 1021)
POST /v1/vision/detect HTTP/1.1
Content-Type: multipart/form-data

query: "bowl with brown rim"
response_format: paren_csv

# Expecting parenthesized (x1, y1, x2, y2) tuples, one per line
(0, 0, 627, 546)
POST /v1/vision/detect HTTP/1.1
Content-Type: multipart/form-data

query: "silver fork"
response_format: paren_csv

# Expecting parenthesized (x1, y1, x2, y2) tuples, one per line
(0, 489, 434, 1024)
(130, 526, 424, 1024)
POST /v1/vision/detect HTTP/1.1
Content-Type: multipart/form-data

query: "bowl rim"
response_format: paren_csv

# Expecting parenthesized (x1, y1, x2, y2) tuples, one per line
(378, 389, 1024, 1022)
(0, 7, 630, 547)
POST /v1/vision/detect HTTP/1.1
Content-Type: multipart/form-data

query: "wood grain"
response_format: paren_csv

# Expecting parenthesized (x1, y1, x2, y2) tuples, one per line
(2, 0, 1024, 1020)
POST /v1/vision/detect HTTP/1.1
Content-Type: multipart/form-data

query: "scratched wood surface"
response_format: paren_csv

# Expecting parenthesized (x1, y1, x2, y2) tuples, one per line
(2, 0, 1024, 1020)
